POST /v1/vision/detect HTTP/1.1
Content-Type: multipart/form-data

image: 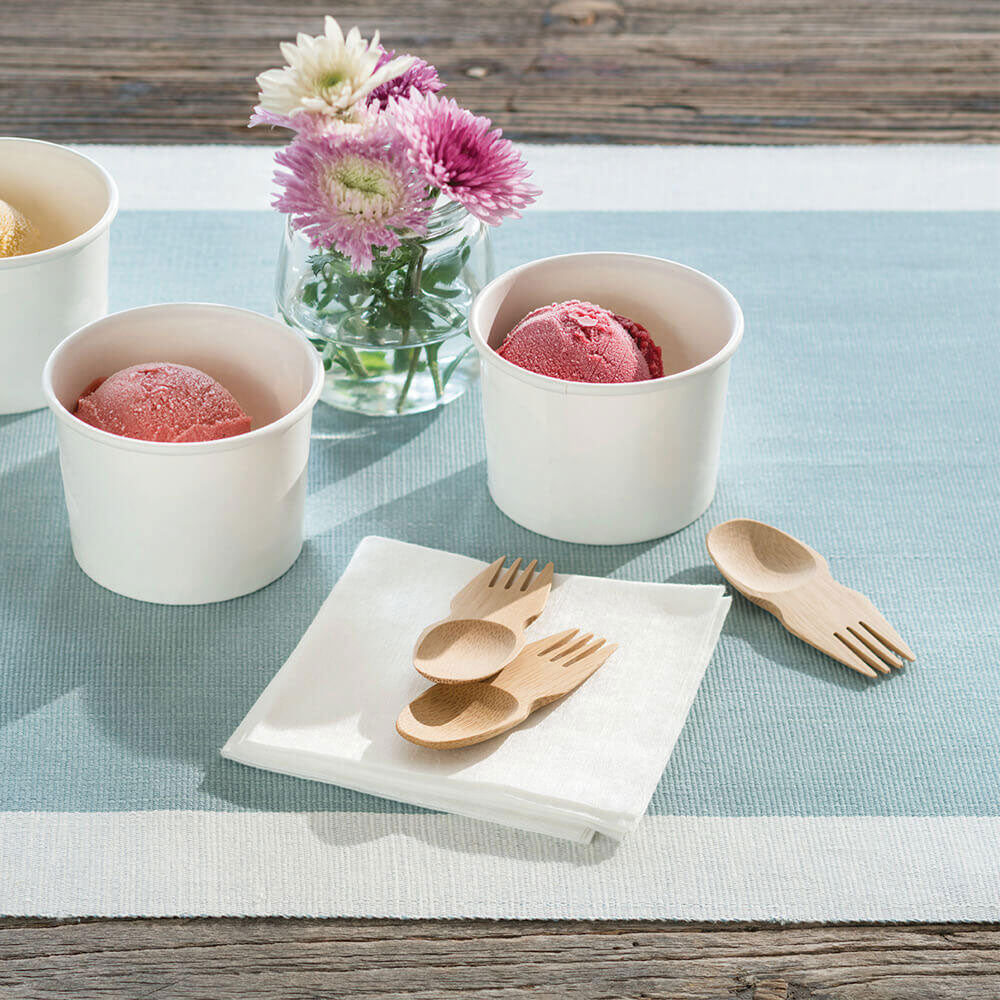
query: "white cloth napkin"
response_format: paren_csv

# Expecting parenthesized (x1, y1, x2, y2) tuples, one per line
(222, 536, 730, 843)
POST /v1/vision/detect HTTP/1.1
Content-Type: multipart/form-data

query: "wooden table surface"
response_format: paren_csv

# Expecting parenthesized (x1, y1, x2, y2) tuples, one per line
(1, 0, 997, 144)
(2, 919, 998, 999)
(2, 1, 997, 997)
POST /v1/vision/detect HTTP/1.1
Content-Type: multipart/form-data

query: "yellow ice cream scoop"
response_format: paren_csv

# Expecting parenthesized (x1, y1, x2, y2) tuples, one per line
(0, 198, 41, 258)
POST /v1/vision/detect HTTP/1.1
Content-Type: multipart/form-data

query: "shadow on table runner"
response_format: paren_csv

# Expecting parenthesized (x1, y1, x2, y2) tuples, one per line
(1, 210, 998, 826)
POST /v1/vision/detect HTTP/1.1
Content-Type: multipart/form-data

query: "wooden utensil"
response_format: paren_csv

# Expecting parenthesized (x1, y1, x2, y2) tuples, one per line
(706, 518, 915, 678)
(398, 629, 617, 749)
(413, 557, 555, 685)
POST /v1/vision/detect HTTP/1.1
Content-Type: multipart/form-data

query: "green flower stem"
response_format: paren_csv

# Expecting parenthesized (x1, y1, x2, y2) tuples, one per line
(392, 325, 412, 375)
(441, 342, 474, 389)
(337, 345, 371, 379)
(404, 241, 427, 298)
(425, 343, 443, 398)
(396, 343, 421, 414)
(394, 242, 429, 412)
(307, 236, 468, 414)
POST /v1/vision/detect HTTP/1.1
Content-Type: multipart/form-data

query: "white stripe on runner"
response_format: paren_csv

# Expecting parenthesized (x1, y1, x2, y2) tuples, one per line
(70, 144, 1000, 212)
(3, 811, 996, 920)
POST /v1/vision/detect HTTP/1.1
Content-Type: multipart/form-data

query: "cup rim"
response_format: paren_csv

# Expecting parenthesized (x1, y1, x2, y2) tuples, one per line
(42, 302, 325, 455)
(0, 137, 119, 270)
(469, 251, 744, 396)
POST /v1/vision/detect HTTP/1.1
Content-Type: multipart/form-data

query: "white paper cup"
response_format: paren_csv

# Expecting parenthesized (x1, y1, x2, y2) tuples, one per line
(469, 252, 744, 545)
(42, 303, 324, 604)
(0, 138, 118, 414)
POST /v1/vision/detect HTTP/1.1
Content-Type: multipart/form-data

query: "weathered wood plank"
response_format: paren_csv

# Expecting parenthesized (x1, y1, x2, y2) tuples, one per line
(0, 0, 997, 144)
(1, 919, 998, 999)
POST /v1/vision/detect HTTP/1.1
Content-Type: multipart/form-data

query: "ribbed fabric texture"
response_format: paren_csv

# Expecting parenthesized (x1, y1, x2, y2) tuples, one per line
(1, 208, 997, 916)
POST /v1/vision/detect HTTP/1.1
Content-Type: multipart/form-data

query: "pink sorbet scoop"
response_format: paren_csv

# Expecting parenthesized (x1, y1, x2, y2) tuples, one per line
(74, 363, 252, 443)
(496, 300, 663, 383)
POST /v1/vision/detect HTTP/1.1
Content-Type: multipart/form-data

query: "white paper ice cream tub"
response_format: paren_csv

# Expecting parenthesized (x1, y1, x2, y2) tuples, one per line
(0, 138, 118, 414)
(42, 303, 324, 604)
(469, 252, 744, 545)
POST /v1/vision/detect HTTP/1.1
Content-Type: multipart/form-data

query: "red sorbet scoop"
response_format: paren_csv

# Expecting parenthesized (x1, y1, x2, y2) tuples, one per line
(496, 300, 663, 383)
(74, 363, 252, 443)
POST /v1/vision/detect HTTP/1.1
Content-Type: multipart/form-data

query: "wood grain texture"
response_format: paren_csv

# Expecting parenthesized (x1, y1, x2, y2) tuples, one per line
(413, 556, 554, 685)
(1, 0, 997, 144)
(2, 919, 998, 999)
(706, 519, 915, 679)
(400, 628, 615, 748)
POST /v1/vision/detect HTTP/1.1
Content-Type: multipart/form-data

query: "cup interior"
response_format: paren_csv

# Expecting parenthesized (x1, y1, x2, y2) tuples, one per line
(0, 139, 115, 254)
(473, 252, 741, 380)
(46, 304, 321, 437)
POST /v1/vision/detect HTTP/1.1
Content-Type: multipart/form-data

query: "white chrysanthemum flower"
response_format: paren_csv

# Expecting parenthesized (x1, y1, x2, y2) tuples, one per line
(255, 16, 414, 121)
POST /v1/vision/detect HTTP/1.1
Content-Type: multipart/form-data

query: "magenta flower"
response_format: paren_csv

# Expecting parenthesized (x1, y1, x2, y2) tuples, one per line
(368, 49, 443, 110)
(391, 92, 540, 225)
(273, 127, 434, 271)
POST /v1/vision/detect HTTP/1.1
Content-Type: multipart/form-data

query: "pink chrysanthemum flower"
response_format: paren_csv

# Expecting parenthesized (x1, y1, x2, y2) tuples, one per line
(250, 101, 380, 138)
(250, 107, 297, 131)
(368, 49, 443, 111)
(273, 128, 434, 271)
(391, 92, 540, 226)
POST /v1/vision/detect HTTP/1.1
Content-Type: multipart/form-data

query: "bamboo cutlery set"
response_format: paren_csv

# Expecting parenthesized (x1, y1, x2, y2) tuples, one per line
(396, 520, 914, 751)
(397, 556, 619, 749)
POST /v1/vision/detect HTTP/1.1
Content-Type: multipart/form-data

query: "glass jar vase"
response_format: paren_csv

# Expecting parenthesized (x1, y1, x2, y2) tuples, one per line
(276, 201, 494, 416)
